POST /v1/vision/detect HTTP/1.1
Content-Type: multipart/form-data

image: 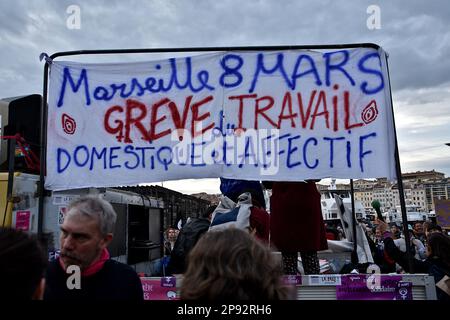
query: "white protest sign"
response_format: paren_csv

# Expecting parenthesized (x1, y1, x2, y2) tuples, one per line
(45, 47, 396, 190)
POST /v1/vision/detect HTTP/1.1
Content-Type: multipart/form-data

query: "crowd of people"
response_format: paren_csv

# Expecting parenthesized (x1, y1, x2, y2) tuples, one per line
(369, 218, 450, 301)
(1, 181, 449, 301)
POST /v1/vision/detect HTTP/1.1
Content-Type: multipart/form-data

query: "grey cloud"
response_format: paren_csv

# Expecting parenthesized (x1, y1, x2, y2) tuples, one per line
(402, 156, 450, 177)
(0, 0, 448, 93)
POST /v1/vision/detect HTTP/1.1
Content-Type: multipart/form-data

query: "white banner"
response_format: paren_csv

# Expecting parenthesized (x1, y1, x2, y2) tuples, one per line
(46, 47, 396, 190)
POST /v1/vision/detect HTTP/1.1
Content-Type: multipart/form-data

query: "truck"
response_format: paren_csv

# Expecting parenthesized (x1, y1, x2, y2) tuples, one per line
(0, 94, 210, 274)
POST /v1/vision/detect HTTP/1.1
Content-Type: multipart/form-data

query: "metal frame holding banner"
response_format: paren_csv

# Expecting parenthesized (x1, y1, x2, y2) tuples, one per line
(38, 44, 414, 271)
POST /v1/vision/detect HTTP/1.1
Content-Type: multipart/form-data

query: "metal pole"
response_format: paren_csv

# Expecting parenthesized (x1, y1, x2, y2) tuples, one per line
(350, 179, 358, 265)
(7, 138, 15, 197)
(2, 137, 16, 227)
(48, 43, 380, 61)
(384, 52, 414, 273)
(394, 147, 414, 273)
(38, 63, 49, 237)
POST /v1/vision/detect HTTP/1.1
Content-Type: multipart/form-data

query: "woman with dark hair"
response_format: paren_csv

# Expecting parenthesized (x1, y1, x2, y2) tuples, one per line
(377, 219, 450, 301)
(427, 233, 450, 271)
(424, 222, 443, 237)
(180, 228, 291, 300)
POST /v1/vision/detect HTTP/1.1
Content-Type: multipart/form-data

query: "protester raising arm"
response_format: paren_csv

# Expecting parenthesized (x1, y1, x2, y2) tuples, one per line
(376, 219, 427, 273)
(376, 218, 450, 301)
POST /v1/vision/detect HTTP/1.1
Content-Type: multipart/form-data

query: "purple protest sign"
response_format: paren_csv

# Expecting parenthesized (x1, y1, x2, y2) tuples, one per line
(160, 276, 176, 288)
(141, 278, 178, 300)
(395, 281, 413, 300)
(282, 275, 302, 286)
(336, 275, 403, 300)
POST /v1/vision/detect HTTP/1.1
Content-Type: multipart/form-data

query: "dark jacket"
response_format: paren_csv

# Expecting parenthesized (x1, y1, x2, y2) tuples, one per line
(44, 259, 144, 301)
(167, 217, 210, 274)
(164, 241, 175, 256)
(383, 236, 450, 301)
(367, 235, 396, 273)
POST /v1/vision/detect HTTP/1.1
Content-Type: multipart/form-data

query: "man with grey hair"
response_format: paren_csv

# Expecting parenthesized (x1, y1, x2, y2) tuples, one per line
(44, 195, 144, 300)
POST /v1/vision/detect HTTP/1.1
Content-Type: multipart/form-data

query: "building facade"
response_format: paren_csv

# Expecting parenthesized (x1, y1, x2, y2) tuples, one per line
(349, 171, 447, 214)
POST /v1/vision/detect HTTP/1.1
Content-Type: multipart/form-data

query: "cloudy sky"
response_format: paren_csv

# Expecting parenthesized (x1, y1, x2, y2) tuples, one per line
(0, 0, 449, 194)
